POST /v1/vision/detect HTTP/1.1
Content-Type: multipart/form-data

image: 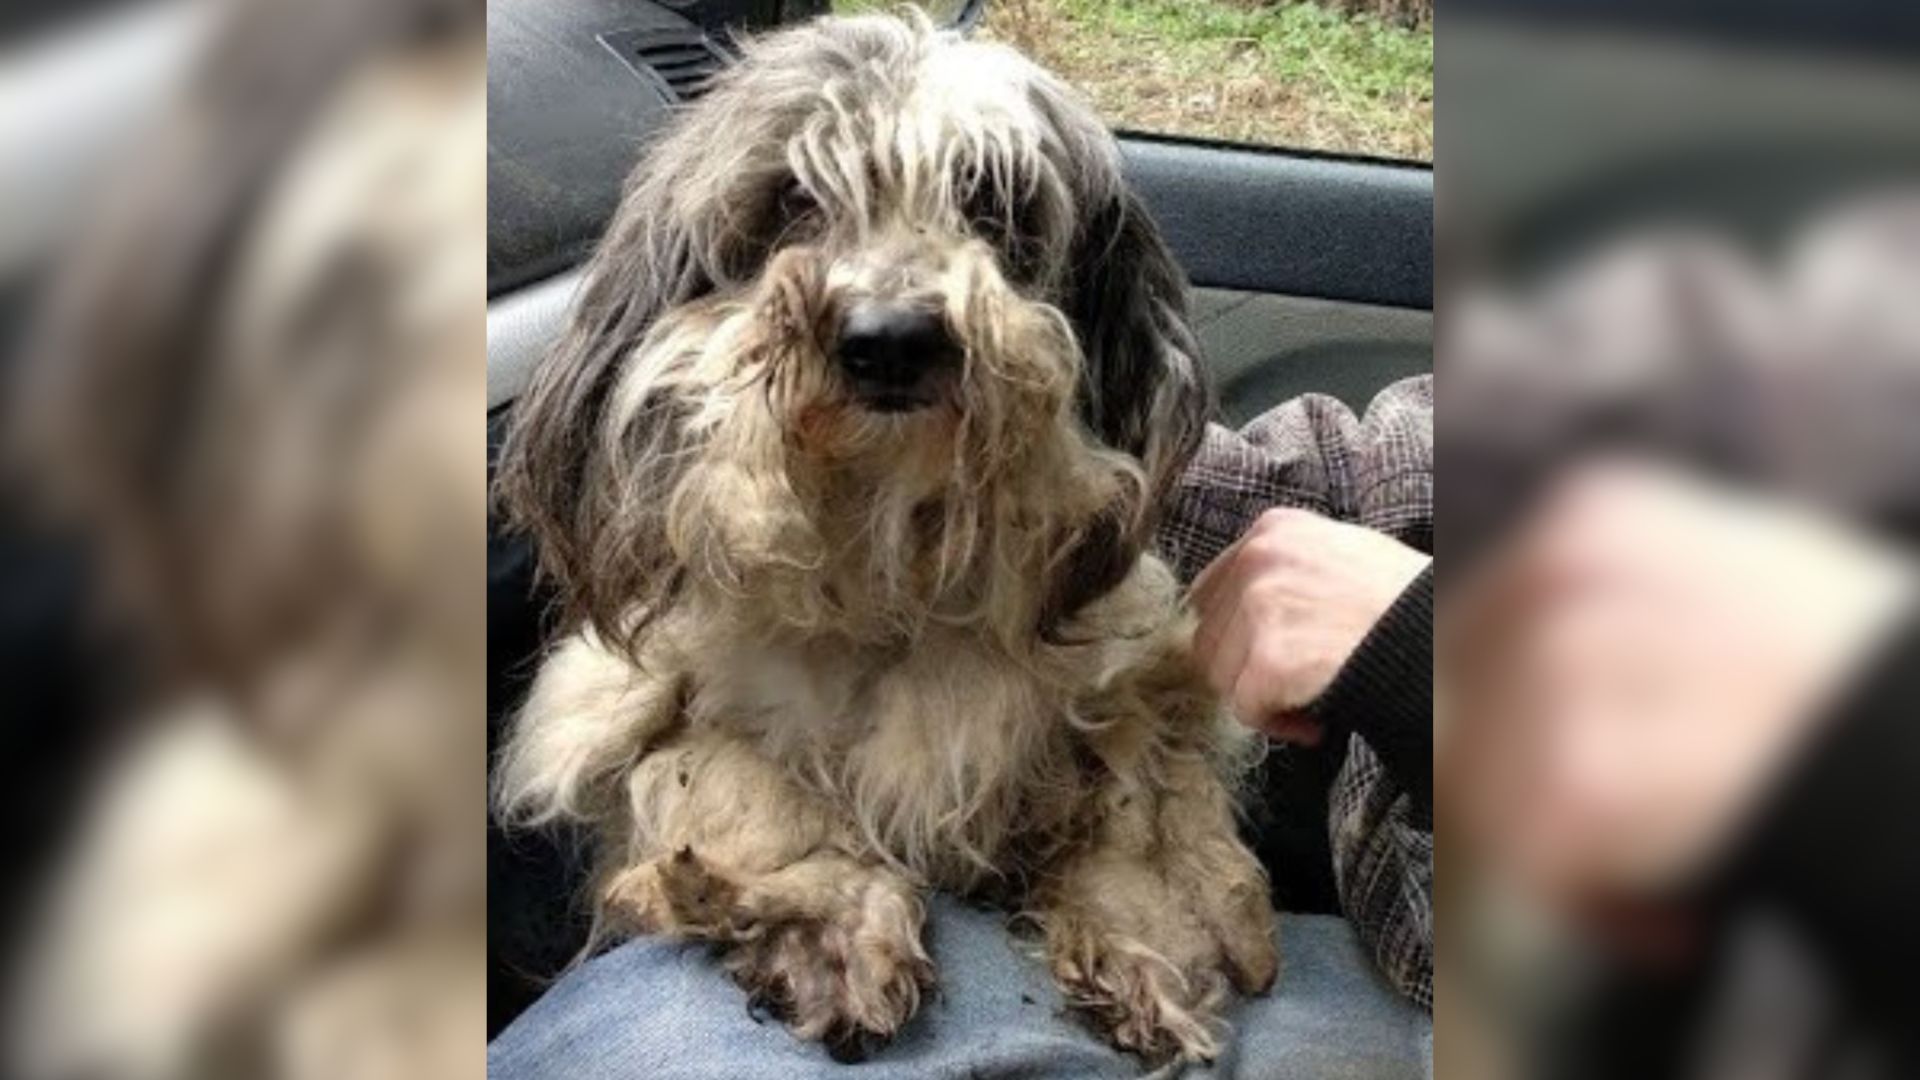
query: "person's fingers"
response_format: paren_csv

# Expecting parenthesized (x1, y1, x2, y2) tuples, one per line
(1443, 490, 1619, 678)
(1480, 584, 1682, 900)
(1255, 711, 1325, 746)
(1191, 534, 1261, 666)
(1190, 570, 1235, 669)
(1228, 653, 1309, 740)
(1441, 553, 1540, 714)
(1498, 460, 1694, 605)
(1204, 593, 1257, 705)
(1446, 559, 1576, 862)
(1188, 530, 1252, 616)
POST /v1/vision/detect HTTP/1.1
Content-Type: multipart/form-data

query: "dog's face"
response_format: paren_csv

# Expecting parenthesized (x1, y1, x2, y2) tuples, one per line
(498, 16, 1209, 650)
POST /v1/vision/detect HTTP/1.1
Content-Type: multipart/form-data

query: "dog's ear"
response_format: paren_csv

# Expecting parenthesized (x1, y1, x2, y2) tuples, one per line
(1039, 190, 1211, 634)
(1065, 189, 1212, 516)
(1038, 495, 1138, 641)
(492, 190, 710, 652)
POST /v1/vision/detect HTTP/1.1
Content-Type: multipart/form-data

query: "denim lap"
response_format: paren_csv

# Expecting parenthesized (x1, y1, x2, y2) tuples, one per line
(489, 899, 1430, 1080)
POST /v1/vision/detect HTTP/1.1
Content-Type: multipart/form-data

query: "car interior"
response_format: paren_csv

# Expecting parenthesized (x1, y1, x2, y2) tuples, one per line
(11, 0, 1918, 1060)
(483, 0, 1433, 1035)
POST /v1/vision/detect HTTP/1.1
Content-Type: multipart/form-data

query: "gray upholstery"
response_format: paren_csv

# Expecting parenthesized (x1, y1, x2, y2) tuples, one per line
(1193, 291, 1430, 422)
(486, 0, 684, 296)
(1121, 137, 1432, 310)
(487, 270, 581, 409)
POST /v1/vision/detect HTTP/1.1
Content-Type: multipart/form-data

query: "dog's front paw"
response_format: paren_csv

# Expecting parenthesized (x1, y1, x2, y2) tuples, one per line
(603, 847, 934, 1061)
(1034, 819, 1279, 1065)
(602, 846, 741, 936)
(724, 887, 935, 1062)
(1045, 911, 1235, 1065)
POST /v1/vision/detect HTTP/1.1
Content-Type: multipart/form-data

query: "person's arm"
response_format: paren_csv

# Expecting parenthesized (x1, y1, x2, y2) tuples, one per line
(1447, 461, 1914, 908)
(1156, 376, 1432, 584)
(1717, 610, 1920, 1045)
(1189, 507, 1430, 751)
(1174, 376, 1434, 762)
(1305, 565, 1433, 826)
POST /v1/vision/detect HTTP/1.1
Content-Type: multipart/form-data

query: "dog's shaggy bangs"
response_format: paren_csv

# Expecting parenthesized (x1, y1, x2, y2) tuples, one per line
(495, 15, 1209, 658)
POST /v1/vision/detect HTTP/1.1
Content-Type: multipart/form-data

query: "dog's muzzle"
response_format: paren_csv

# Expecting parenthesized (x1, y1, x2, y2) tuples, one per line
(835, 301, 959, 413)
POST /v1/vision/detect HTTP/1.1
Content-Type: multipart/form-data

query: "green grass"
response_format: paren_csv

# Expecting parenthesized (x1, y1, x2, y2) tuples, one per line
(1062, 0, 1429, 102)
(832, 0, 1431, 159)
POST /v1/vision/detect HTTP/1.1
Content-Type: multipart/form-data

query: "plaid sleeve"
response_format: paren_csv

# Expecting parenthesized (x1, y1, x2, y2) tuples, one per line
(1157, 377, 1432, 579)
(1154, 374, 1434, 1010)
(1331, 735, 1434, 1009)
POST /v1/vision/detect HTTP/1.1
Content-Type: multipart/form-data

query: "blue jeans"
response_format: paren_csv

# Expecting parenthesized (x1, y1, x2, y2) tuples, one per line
(489, 899, 1431, 1079)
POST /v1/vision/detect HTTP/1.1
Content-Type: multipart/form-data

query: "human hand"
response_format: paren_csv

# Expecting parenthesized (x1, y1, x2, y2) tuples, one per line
(1191, 507, 1430, 744)
(1447, 459, 1914, 906)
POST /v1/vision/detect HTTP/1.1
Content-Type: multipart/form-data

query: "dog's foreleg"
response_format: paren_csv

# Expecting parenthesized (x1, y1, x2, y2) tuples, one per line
(494, 628, 687, 826)
(602, 730, 933, 1061)
(1032, 749, 1278, 1065)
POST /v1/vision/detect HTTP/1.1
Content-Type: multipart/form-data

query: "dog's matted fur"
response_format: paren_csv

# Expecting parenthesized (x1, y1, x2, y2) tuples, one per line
(493, 14, 1278, 1064)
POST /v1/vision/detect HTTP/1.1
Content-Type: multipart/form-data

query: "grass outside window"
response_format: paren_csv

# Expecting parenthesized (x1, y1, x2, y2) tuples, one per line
(834, 0, 1433, 161)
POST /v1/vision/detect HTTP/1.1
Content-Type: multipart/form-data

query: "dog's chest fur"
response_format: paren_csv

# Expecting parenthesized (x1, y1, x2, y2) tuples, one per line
(684, 623, 1082, 886)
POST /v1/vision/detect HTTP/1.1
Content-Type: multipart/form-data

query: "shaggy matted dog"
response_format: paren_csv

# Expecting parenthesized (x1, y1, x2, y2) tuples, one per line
(494, 14, 1278, 1065)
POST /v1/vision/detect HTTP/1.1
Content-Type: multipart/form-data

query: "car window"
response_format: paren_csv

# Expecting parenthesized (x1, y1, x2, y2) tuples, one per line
(834, 0, 1432, 161)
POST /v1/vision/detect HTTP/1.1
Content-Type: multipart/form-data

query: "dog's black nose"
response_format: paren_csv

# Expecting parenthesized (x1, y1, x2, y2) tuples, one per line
(836, 303, 956, 409)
